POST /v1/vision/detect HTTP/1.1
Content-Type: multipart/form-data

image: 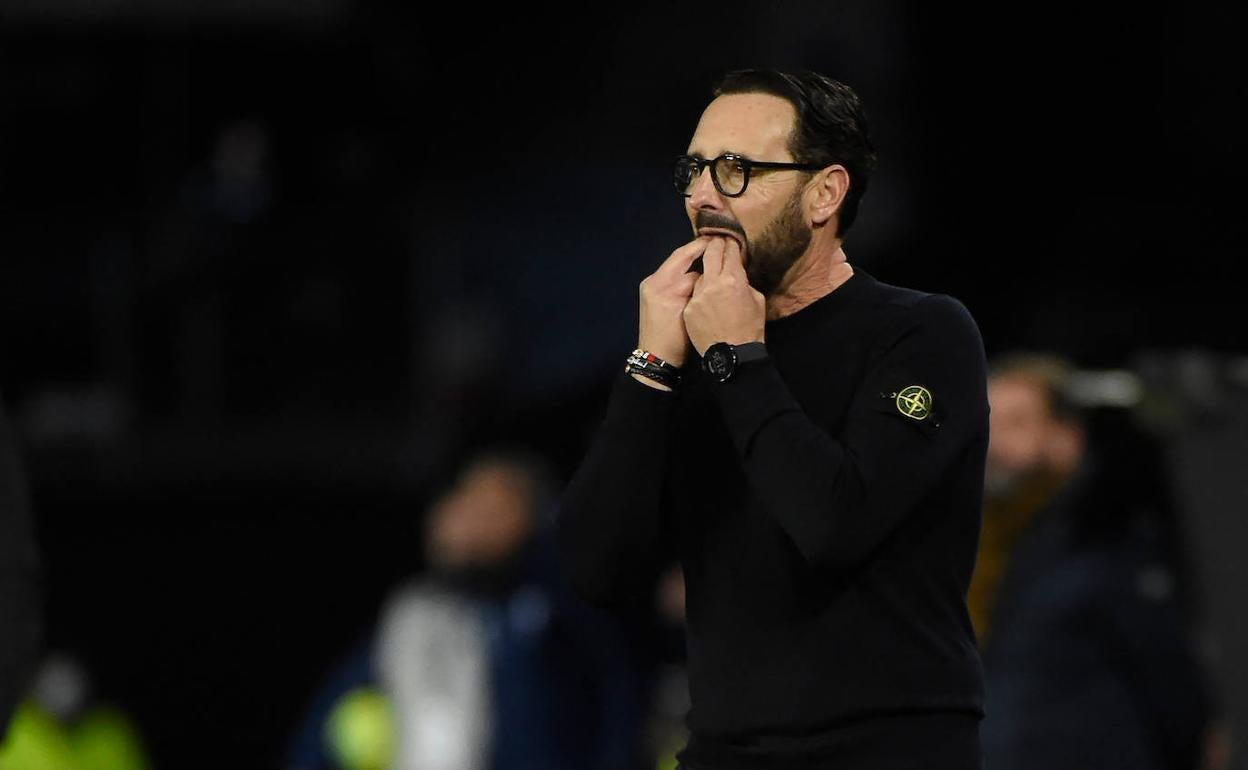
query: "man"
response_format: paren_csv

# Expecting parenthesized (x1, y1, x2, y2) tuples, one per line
(973, 355, 1216, 770)
(558, 70, 989, 769)
(287, 450, 647, 770)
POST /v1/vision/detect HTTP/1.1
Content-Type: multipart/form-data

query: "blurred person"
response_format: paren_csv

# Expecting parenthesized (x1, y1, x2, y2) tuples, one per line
(972, 353, 1217, 770)
(558, 69, 990, 769)
(287, 450, 649, 770)
(0, 397, 41, 732)
(0, 653, 150, 770)
(643, 563, 689, 770)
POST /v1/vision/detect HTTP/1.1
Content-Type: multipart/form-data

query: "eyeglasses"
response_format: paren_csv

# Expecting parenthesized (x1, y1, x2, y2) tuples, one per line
(673, 153, 826, 198)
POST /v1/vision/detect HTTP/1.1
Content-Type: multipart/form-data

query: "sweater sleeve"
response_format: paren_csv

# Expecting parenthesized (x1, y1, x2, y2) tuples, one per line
(710, 294, 989, 574)
(556, 371, 680, 606)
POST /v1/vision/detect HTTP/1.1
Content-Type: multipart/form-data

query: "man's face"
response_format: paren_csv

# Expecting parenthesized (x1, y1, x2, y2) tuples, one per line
(424, 462, 534, 571)
(985, 375, 1060, 498)
(685, 93, 813, 296)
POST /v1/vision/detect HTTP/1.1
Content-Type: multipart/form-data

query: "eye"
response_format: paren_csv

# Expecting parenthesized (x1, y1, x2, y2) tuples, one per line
(712, 156, 747, 195)
(673, 156, 701, 194)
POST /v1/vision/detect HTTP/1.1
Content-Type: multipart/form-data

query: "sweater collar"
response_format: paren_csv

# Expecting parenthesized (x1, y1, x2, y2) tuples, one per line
(766, 265, 875, 333)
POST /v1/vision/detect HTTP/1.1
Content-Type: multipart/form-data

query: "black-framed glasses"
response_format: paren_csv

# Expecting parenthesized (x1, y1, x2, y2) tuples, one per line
(673, 153, 825, 198)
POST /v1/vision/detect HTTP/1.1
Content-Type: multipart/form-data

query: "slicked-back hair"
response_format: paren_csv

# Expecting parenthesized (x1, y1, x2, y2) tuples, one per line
(712, 69, 877, 237)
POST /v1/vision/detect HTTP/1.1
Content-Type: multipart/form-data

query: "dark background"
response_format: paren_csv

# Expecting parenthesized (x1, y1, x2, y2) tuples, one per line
(2, 1, 1245, 767)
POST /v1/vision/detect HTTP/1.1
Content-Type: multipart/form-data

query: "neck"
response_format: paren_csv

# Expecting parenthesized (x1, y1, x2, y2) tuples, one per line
(764, 243, 853, 320)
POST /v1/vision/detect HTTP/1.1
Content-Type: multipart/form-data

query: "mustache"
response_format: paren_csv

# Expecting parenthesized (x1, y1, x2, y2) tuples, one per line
(694, 211, 747, 239)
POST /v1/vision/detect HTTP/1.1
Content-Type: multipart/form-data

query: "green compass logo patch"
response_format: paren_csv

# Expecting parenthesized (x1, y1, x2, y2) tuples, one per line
(896, 385, 933, 421)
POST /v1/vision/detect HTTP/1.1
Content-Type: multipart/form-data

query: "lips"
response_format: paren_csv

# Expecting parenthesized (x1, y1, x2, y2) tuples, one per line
(697, 227, 747, 248)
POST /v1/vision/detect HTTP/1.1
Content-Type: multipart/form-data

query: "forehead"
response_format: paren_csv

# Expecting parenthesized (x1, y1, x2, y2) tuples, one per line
(989, 376, 1050, 415)
(688, 92, 797, 159)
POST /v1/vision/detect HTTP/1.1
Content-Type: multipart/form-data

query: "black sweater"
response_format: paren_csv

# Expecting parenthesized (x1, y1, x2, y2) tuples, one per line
(558, 269, 989, 769)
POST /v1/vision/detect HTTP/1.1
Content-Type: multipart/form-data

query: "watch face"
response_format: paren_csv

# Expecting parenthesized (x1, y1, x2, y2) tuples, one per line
(704, 345, 735, 381)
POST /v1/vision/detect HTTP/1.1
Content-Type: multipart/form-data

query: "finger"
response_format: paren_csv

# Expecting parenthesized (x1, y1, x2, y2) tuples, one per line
(657, 237, 710, 279)
(722, 237, 746, 276)
(674, 270, 699, 298)
(701, 237, 727, 276)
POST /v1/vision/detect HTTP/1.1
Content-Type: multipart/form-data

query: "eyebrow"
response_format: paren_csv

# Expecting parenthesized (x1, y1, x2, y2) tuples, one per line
(686, 149, 754, 160)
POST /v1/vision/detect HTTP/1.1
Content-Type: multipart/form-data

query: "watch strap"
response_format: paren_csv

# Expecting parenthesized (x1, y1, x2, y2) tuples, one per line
(733, 341, 769, 365)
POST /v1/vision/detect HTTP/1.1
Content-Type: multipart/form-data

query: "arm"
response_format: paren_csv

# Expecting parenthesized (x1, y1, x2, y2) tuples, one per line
(557, 238, 708, 606)
(557, 372, 679, 606)
(284, 638, 376, 770)
(710, 295, 989, 573)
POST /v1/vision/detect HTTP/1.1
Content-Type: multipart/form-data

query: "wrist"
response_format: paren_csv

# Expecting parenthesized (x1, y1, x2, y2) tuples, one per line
(626, 349, 682, 391)
(636, 338, 687, 367)
(630, 372, 673, 392)
(701, 341, 769, 383)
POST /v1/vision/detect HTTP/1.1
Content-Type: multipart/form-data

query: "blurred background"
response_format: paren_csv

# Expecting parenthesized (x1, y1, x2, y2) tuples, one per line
(1, 1, 1245, 768)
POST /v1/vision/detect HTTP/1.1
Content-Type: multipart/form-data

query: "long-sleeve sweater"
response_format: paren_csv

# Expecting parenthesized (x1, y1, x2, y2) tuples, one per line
(558, 268, 990, 770)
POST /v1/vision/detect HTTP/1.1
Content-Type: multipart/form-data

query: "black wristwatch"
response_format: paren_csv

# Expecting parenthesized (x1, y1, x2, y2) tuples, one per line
(702, 341, 768, 383)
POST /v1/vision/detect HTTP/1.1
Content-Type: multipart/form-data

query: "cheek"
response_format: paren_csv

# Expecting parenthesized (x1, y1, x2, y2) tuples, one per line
(736, 208, 767, 243)
(991, 429, 1042, 469)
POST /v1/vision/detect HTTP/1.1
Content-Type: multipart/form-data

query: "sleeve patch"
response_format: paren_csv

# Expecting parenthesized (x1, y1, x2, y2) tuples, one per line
(894, 385, 933, 421)
(873, 385, 943, 435)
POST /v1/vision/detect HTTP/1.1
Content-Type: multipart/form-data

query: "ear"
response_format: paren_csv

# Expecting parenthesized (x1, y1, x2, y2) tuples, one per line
(809, 165, 850, 227)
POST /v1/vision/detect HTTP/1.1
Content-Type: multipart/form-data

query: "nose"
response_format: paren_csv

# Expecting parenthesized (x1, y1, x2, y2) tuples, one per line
(686, 164, 727, 214)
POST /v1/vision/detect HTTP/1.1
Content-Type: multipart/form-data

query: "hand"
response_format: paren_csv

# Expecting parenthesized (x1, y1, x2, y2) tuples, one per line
(637, 236, 709, 366)
(682, 237, 765, 355)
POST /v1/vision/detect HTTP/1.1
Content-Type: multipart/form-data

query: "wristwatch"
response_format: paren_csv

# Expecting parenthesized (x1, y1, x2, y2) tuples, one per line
(702, 341, 768, 383)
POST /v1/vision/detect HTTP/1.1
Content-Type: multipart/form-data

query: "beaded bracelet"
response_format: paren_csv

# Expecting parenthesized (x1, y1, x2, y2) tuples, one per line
(625, 349, 681, 389)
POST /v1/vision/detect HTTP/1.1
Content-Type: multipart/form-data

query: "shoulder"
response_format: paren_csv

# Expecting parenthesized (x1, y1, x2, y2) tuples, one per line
(865, 278, 983, 348)
(855, 277, 988, 418)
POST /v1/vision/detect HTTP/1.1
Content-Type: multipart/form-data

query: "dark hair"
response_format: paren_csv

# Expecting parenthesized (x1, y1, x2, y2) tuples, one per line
(712, 69, 877, 236)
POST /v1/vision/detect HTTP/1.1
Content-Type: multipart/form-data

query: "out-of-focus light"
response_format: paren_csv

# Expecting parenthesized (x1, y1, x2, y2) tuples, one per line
(1225, 357, 1248, 388)
(1066, 370, 1144, 408)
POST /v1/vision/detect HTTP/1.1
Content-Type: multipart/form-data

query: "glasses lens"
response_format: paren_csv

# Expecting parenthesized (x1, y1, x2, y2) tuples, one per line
(713, 156, 747, 196)
(673, 156, 699, 195)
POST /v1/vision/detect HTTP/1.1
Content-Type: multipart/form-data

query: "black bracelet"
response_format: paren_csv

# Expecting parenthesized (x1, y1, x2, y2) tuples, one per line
(625, 349, 681, 389)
